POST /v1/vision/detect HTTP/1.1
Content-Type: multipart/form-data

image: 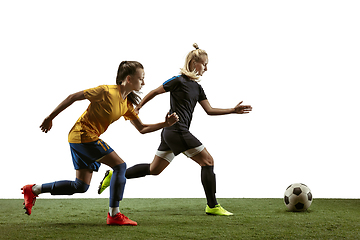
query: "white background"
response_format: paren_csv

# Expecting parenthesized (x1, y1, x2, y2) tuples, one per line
(1, 1, 359, 199)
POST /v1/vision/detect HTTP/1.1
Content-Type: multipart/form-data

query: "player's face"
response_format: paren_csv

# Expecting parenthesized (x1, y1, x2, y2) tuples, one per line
(193, 55, 208, 76)
(130, 68, 145, 91)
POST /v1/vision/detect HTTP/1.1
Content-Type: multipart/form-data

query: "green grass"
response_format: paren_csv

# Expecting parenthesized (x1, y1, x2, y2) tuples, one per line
(1, 198, 359, 239)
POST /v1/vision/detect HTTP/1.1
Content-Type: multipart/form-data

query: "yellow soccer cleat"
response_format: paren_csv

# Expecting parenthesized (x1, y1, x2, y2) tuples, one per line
(205, 204, 234, 216)
(98, 170, 113, 194)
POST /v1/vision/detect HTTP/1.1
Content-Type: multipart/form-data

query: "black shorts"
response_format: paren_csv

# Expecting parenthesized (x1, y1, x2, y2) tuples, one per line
(157, 128, 203, 156)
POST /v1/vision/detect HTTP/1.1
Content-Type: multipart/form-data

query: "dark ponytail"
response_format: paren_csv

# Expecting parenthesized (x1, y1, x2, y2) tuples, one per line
(116, 61, 143, 107)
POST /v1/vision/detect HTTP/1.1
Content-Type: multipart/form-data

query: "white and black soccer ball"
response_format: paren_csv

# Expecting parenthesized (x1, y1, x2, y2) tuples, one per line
(284, 183, 313, 212)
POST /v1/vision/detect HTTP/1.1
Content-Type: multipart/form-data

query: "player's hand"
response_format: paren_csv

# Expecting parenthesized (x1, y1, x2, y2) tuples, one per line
(134, 106, 141, 115)
(165, 112, 179, 126)
(40, 117, 53, 133)
(234, 101, 252, 114)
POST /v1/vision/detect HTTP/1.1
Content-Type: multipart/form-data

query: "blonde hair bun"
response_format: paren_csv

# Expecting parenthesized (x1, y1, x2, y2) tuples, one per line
(180, 43, 207, 81)
(193, 43, 199, 50)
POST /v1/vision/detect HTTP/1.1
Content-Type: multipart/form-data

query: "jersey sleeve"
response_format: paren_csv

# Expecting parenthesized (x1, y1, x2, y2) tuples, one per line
(123, 102, 139, 121)
(84, 85, 107, 102)
(198, 84, 207, 102)
(162, 75, 180, 92)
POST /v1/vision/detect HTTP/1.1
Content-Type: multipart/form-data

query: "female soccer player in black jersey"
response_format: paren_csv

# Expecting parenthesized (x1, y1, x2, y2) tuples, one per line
(99, 44, 252, 215)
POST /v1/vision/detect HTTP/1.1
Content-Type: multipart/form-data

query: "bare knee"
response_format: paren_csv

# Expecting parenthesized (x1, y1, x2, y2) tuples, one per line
(150, 169, 162, 176)
(191, 148, 214, 166)
(149, 156, 169, 175)
(193, 156, 214, 166)
(149, 165, 165, 175)
(202, 155, 214, 166)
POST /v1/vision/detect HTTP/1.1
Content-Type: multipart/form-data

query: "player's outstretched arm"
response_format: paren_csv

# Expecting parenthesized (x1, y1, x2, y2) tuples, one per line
(130, 112, 179, 134)
(199, 100, 252, 116)
(40, 91, 86, 133)
(135, 85, 166, 114)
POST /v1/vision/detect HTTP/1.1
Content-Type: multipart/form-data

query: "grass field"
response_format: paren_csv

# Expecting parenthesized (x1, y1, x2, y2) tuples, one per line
(1, 198, 359, 239)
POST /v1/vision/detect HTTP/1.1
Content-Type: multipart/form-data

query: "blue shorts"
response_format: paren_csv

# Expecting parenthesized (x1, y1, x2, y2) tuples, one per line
(69, 139, 114, 172)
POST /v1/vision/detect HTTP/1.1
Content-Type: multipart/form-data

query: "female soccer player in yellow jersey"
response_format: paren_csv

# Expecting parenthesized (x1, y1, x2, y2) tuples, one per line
(21, 61, 179, 226)
(98, 44, 252, 216)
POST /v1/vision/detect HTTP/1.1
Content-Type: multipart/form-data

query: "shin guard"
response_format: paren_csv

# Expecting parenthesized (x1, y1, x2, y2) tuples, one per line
(201, 165, 218, 208)
(125, 163, 150, 179)
(109, 162, 127, 208)
(41, 178, 89, 195)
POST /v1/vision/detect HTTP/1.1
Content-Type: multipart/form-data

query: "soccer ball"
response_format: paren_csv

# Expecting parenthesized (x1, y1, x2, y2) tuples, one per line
(284, 183, 313, 212)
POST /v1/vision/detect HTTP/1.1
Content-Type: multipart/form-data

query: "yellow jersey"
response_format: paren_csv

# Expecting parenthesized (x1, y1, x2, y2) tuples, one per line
(68, 85, 139, 143)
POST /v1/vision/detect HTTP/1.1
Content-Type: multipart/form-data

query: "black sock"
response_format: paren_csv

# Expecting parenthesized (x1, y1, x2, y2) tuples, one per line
(201, 165, 218, 208)
(125, 163, 150, 179)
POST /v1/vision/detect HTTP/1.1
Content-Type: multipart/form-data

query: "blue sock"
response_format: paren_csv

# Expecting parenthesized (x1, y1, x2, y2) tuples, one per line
(41, 178, 89, 195)
(109, 162, 127, 208)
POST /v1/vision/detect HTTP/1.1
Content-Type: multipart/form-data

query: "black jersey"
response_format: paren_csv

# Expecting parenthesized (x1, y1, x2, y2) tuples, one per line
(163, 75, 207, 131)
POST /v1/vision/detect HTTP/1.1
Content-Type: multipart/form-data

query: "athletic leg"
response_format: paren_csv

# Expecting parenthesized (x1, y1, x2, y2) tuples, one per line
(98, 151, 137, 225)
(125, 154, 171, 178)
(40, 169, 92, 195)
(190, 148, 217, 207)
(150, 155, 170, 175)
(98, 152, 126, 210)
(31, 169, 92, 196)
(125, 164, 150, 179)
(99, 155, 171, 195)
(22, 169, 92, 215)
(191, 148, 233, 215)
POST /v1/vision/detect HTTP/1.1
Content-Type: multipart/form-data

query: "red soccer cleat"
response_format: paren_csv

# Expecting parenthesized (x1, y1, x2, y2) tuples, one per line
(106, 212, 137, 226)
(21, 184, 38, 215)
